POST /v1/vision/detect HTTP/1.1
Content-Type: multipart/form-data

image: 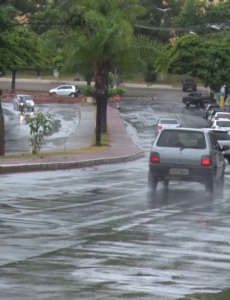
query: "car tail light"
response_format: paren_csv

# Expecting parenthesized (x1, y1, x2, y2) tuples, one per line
(156, 126, 162, 131)
(201, 155, 212, 166)
(150, 152, 160, 163)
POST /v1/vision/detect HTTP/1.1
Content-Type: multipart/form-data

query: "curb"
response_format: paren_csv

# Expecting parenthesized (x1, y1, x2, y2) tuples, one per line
(0, 151, 145, 174)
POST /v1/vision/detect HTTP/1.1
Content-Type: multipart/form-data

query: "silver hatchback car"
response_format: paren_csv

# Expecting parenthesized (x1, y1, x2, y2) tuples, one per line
(148, 128, 229, 194)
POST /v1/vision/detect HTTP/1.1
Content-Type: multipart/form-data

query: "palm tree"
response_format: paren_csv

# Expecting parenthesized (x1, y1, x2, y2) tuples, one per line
(45, 0, 161, 145)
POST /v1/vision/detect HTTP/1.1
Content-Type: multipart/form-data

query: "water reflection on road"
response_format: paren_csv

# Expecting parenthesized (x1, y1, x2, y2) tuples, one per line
(0, 94, 230, 299)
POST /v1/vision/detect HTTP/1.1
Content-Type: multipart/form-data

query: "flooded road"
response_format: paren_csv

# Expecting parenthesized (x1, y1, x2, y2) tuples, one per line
(0, 89, 230, 299)
(2, 103, 81, 153)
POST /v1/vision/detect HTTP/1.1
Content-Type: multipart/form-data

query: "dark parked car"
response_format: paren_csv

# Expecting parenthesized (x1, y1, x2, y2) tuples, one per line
(182, 92, 211, 108)
(203, 104, 221, 120)
(148, 128, 228, 194)
(182, 78, 197, 92)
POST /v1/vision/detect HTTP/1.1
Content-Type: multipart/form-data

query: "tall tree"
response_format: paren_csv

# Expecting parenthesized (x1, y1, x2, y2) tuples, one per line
(41, 0, 161, 145)
(155, 33, 230, 92)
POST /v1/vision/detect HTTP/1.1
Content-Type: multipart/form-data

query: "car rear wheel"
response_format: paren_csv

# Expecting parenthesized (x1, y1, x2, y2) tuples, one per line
(148, 171, 158, 191)
(70, 93, 75, 97)
(163, 179, 169, 191)
(217, 174, 224, 198)
(205, 174, 216, 195)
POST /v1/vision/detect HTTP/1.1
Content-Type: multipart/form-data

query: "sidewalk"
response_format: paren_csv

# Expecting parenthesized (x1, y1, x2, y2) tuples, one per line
(0, 105, 145, 174)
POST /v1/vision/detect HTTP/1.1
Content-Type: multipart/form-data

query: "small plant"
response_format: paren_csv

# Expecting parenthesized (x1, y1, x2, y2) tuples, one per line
(82, 85, 126, 98)
(24, 110, 54, 154)
(82, 86, 95, 96)
(108, 87, 126, 97)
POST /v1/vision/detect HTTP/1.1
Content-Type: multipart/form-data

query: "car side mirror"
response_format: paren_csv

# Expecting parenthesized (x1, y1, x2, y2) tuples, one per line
(221, 145, 230, 152)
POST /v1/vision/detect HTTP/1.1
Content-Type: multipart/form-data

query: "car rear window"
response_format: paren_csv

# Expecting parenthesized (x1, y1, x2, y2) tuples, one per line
(216, 120, 230, 127)
(159, 119, 178, 125)
(212, 131, 230, 140)
(216, 114, 230, 118)
(157, 130, 206, 149)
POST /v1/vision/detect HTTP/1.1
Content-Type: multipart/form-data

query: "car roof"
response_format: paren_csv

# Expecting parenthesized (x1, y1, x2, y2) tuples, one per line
(213, 118, 230, 122)
(160, 127, 205, 133)
(203, 128, 229, 132)
(158, 118, 179, 121)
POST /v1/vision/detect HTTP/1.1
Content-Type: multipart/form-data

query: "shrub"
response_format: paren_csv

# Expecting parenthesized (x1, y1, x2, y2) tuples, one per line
(24, 110, 54, 154)
(82, 86, 126, 97)
(82, 86, 95, 96)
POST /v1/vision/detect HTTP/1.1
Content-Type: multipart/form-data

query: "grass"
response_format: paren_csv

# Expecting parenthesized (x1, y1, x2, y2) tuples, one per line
(4, 70, 202, 87)
(0, 132, 110, 159)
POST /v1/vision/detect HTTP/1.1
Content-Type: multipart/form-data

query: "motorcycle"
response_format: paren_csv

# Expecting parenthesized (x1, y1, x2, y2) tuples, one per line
(18, 102, 25, 114)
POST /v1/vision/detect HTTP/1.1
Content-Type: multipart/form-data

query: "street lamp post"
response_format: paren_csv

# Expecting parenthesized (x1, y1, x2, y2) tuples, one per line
(157, 8, 171, 24)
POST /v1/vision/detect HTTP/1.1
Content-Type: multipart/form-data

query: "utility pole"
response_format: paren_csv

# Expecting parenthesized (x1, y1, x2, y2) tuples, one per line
(157, 8, 172, 24)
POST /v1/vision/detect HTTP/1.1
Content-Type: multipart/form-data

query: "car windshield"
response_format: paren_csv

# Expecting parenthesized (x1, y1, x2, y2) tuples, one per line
(216, 121, 230, 127)
(22, 96, 32, 100)
(159, 119, 178, 125)
(212, 131, 230, 140)
(157, 130, 206, 149)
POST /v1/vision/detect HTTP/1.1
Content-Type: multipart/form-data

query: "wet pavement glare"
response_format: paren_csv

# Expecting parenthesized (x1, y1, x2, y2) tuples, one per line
(1, 90, 230, 300)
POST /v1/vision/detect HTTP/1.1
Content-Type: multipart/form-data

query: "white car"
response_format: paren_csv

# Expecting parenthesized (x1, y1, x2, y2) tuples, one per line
(208, 111, 230, 125)
(203, 128, 230, 163)
(49, 84, 80, 97)
(13, 94, 35, 111)
(155, 118, 181, 134)
(210, 118, 230, 131)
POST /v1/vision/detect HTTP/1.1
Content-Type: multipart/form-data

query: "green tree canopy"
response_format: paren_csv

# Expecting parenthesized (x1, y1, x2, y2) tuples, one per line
(155, 33, 230, 91)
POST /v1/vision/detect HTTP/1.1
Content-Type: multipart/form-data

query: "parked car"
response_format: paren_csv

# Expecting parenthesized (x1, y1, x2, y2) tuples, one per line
(207, 111, 230, 126)
(155, 118, 181, 135)
(182, 92, 211, 108)
(207, 108, 227, 125)
(49, 84, 80, 97)
(13, 94, 35, 111)
(203, 104, 220, 120)
(182, 78, 197, 92)
(148, 128, 228, 194)
(203, 128, 230, 163)
(209, 119, 230, 131)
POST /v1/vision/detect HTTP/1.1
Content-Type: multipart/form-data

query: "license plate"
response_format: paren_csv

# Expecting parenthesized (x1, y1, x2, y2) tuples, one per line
(170, 168, 189, 175)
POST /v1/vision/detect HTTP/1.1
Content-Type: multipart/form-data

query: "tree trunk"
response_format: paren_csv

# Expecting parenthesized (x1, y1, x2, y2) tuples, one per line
(101, 70, 109, 132)
(85, 72, 92, 86)
(95, 95, 102, 146)
(94, 62, 110, 144)
(0, 90, 5, 155)
(11, 69, 17, 90)
(101, 95, 108, 133)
